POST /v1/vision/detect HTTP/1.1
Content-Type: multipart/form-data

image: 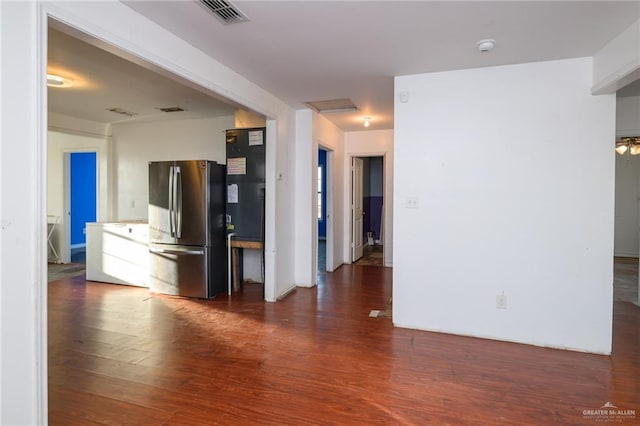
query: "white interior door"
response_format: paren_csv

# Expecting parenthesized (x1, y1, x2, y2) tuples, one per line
(352, 157, 364, 262)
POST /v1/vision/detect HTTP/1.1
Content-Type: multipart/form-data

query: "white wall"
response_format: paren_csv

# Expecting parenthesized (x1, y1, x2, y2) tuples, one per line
(293, 110, 314, 286)
(110, 115, 233, 220)
(275, 111, 297, 295)
(47, 130, 109, 262)
(49, 111, 109, 137)
(614, 96, 640, 257)
(344, 130, 394, 266)
(394, 57, 615, 354)
(314, 112, 346, 275)
(293, 110, 345, 285)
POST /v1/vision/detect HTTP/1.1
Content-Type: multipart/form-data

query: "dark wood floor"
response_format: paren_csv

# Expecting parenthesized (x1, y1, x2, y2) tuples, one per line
(49, 266, 639, 425)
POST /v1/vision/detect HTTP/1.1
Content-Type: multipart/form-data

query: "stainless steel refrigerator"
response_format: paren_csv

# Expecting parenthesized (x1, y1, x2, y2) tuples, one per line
(148, 160, 226, 298)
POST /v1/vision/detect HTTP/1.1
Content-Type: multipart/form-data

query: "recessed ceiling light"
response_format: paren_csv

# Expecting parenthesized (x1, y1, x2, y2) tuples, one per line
(47, 73, 73, 88)
(476, 39, 496, 53)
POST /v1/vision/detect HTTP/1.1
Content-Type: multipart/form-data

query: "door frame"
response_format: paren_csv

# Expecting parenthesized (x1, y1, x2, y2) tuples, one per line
(349, 153, 386, 265)
(15, 3, 286, 423)
(317, 145, 335, 274)
(45, 8, 280, 300)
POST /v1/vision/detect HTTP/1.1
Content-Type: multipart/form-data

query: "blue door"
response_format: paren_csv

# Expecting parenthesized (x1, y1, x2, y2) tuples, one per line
(70, 152, 97, 247)
(318, 149, 327, 238)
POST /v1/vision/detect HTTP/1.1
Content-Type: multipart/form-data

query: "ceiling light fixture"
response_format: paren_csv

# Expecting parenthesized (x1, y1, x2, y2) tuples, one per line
(362, 116, 371, 128)
(47, 73, 73, 88)
(615, 136, 640, 155)
(476, 38, 496, 53)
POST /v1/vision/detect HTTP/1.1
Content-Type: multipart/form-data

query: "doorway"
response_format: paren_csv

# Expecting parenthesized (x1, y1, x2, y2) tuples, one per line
(317, 146, 335, 274)
(613, 85, 640, 306)
(351, 155, 384, 266)
(318, 149, 327, 272)
(68, 152, 97, 263)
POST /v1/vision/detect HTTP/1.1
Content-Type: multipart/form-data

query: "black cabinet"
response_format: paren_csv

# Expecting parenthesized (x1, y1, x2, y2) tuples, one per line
(226, 127, 266, 242)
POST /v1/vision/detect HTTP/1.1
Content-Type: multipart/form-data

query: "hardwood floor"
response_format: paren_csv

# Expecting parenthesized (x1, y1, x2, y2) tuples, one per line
(49, 266, 639, 425)
(614, 257, 640, 303)
(354, 245, 384, 267)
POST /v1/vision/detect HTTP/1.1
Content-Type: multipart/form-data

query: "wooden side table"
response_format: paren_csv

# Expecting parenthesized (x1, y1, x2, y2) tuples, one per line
(227, 239, 263, 292)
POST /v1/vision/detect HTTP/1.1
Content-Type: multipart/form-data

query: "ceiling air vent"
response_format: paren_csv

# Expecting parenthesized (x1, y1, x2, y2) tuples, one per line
(106, 107, 138, 117)
(158, 106, 185, 113)
(200, 0, 250, 25)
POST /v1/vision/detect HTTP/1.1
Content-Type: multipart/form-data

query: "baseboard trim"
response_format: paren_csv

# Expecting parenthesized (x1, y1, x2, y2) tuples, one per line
(614, 252, 639, 258)
(277, 285, 297, 300)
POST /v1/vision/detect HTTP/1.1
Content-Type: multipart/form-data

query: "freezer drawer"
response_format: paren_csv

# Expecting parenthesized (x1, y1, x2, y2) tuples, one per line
(149, 244, 210, 298)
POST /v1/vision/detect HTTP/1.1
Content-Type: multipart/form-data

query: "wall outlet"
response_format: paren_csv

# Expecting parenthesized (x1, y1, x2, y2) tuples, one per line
(405, 197, 419, 209)
(496, 293, 507, 310)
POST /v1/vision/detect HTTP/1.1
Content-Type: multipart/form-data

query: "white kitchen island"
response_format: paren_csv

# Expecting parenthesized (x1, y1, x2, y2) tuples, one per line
(86, 222, 149, 287)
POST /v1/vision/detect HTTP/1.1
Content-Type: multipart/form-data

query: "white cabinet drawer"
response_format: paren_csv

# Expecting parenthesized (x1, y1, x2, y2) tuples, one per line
(86, 222, 149, 287)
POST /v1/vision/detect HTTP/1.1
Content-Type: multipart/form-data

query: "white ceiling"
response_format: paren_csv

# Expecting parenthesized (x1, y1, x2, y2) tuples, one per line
(50, 1, 640, 131)
(48, 28, 237, 125)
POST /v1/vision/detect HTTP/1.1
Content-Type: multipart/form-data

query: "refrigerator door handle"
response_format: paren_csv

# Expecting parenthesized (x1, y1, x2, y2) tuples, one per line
(168, 166, 175, 238)
(175, 166, 182, 239)
(149, 247, 205, 256)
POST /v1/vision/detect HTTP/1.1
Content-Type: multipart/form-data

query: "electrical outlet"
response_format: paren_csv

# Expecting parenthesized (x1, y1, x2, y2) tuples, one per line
(405, 197, 419, 209)
(496, 293, 507, 310)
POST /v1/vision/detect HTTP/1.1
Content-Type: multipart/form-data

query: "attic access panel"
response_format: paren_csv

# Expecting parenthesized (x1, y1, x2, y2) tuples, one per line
(304, 98, 358, 114)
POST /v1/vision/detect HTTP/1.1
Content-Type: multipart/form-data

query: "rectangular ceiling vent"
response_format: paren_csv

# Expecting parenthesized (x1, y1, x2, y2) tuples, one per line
(200, 0, 250, 25)
(106, 107, 138, 117)
(158, 106, 185, 113)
